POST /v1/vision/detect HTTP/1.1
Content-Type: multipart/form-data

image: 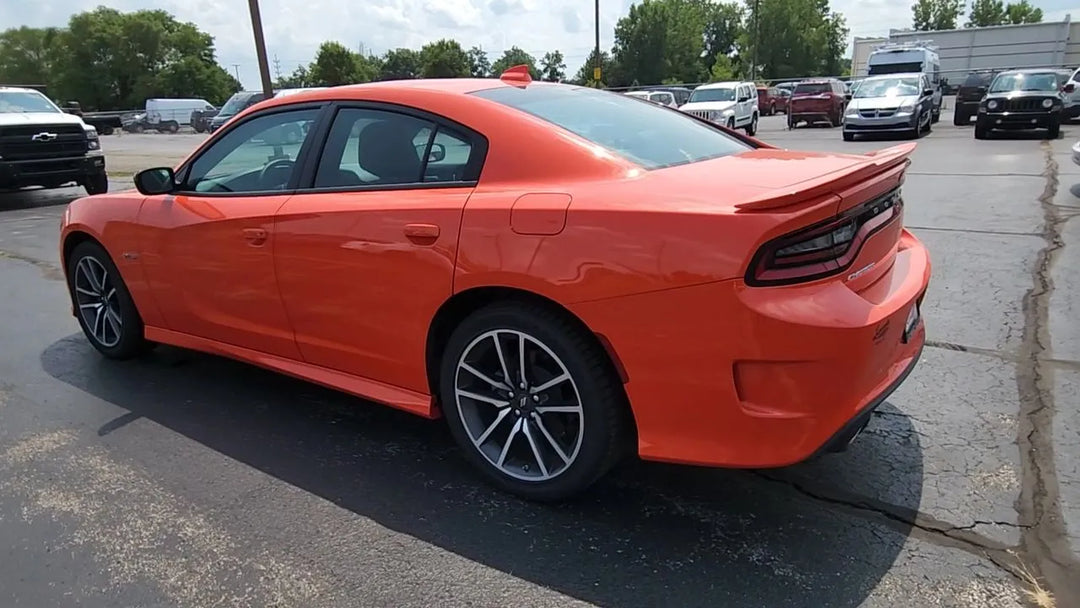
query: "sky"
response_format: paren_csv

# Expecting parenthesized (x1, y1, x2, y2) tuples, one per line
(3, 0, 1079, 88)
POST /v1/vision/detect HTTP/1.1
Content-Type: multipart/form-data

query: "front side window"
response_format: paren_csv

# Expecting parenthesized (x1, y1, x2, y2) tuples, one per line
(472, 85, 751, 170)
(182, 108, 318, 193)
(0, 90, 61, 113)
(688, 87, 736, 103)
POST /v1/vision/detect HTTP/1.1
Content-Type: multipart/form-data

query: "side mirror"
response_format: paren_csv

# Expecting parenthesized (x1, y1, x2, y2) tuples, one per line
(845, 93, 852, 101)
(134, 167, 177, 195)
(923, 88, 934, 97)
(1065, 84, 1075, 93)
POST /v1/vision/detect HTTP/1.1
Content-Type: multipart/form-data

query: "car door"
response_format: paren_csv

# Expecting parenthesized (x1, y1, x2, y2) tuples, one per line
(137, 104, 323, 359)
(920, 75, 933, 116)
(274, 105, 486, 394)
(735, 85, 750, 125)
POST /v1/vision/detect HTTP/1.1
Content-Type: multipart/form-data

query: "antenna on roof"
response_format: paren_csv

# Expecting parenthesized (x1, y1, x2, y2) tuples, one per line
(499, 65, 532, 88)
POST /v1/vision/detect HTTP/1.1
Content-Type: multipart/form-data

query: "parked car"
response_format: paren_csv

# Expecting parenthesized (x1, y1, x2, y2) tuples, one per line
(788, 78, 847, 128)
(1062, 67, 1080, 121)
(975, 69, 1070, 140)
(639, 85, 692, 106)
(0, 86, 108, 195)
(953, 70, 997, 125)
(210, 90, 271, 132)
(841, 73, 935, 141)
(756, 86, 787, 115)
(679, 80, 759, 135)
(59, 69, 929, 501)
(625, 90, 678, 108)
(145, 98, 216, 133)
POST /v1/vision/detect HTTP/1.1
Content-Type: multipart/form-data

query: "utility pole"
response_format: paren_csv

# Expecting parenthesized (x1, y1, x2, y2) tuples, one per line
(751, 0, 760, 82)
(232, 64, 241, 81)
(594, 0, 601, 86)
(247, 0, 274, 97)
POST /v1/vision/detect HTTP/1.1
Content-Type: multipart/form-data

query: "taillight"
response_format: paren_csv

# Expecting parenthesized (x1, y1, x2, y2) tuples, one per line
(746, 189, 903, 286)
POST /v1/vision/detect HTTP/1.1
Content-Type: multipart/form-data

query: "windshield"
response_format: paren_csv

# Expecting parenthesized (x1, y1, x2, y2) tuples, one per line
(218, 92, 263, 117)
(472, 85, 750, 170)
(962, 72, 994, 87)
(854, 77, 921, 98)
(989, 72, 1059, 93)
(0, 91, 61, 113)
(688, 87, 736, 103)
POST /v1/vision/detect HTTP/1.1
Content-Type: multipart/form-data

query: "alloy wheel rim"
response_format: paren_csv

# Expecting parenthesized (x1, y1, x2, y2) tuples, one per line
(454, 329, 584, 482)
(74, 256, 122, 348)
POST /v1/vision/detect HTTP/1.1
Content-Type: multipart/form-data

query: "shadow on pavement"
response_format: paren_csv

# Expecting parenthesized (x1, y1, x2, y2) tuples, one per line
(0, 185, 84, 211)
(42, 336, 925, 608)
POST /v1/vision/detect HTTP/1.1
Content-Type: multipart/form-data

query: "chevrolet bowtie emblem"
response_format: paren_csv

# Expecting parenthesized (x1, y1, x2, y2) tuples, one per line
(31, 132, 58, 142)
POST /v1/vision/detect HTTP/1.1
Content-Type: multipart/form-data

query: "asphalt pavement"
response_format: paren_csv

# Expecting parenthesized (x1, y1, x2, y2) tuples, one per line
(0, 109, 1078, 607)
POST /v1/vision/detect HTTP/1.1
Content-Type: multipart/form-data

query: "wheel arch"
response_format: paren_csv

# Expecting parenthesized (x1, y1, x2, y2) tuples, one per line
(425, 286, 633, 421)
(61, 230, 103, 278)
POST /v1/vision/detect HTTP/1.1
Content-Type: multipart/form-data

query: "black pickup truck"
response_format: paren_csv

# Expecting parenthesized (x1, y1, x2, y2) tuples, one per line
(0, 86, 108, 195)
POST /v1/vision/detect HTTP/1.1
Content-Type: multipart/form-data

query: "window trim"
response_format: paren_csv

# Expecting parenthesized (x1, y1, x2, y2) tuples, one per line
(293, 100, 490, 195)
(173, 101, 331, 198)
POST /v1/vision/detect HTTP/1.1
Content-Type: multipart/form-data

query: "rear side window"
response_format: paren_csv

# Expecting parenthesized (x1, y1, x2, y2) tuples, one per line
(472, 85, 751, 170)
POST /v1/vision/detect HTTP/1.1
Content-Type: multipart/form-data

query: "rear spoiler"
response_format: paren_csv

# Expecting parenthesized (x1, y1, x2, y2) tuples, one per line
(734, 143, 916, 211)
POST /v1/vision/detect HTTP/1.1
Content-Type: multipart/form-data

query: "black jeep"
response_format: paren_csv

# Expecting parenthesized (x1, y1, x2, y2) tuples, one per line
(975, 69, 1071, 140)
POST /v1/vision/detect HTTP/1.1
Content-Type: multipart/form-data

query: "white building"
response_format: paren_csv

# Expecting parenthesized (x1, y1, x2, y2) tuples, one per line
(852, 17, 1077, 84)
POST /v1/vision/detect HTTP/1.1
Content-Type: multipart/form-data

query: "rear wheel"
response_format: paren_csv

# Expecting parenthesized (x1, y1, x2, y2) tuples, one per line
(439, 302, 630, 502)
(163, 121, 179, 134)
(726, 118, 735, 130)
(67, 241, 151, 359)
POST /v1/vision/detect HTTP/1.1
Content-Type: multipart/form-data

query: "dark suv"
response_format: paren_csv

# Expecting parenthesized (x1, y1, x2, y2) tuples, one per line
(975, 69, 1072, 140)
(954, 70, 996, 125)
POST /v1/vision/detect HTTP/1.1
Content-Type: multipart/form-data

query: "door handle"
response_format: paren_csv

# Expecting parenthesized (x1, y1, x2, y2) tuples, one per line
(404, 223, 440, 242)
(242, 228, 268, 246)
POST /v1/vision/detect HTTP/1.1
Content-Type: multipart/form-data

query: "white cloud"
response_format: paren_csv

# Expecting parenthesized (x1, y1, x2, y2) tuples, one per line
(6, 0, 1080, 88)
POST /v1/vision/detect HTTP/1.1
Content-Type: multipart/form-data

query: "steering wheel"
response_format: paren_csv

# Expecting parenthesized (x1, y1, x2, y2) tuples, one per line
(258, 158, 294, 190)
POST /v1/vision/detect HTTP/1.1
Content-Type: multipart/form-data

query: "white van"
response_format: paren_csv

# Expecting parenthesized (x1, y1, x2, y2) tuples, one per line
(867, 42, 943, 122)
(144, 98, 216, 132)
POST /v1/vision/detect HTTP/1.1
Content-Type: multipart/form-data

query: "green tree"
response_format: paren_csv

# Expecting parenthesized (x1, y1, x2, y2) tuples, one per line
(540, 50, 566, 81)
(572, 49, 615, 86)
(379, 47, 421, 80)
(0, 26, 61, 86)
(275, 64, 310, 88)
(418, 39, 471, 78)
(911, 0, 964, 30)
(698, 0, 744, 74)
(467, 46, 491, 77)
(966, 0, 1005, 26)
(490, 46, 540, 79)
(739, 0, 849, 80)
(1004, 0, 1042, 23)
(709, 54, 735, 81)
(309, 41, 364, 85)
(612, 0, 707, 86)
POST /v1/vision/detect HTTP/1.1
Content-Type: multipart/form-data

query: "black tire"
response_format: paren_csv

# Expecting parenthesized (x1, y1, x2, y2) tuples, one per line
(974, 120, 989, 140)
(101, 126, 114, 136)
(953, 108, 969, 126)
(726, 118, 735, 130)
(1047, 116, 1061, 139)
(439, 302, 631, 502)
(745, 113, 758, 137)
(931, 107, 940, 124)
(67, 240, 151, 359)
(769, 102, 776, 116)
(83, 172, 108, 195)
(164, 121, 179, 134)
(842, 131, 854, 141)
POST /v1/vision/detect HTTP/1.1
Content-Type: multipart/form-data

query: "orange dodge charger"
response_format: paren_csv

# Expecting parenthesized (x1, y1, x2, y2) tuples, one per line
(60, 67, 930, 501)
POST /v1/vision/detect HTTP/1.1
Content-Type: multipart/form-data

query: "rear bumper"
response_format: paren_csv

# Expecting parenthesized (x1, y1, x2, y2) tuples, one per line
(570, 229, 932, 468)
(0, 153, 105, 189)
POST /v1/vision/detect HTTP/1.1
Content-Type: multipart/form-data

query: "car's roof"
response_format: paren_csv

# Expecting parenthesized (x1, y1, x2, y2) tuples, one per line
(861, 72, 923, 80)
(0, 86, 40, 94)
(697, 81, 744, 89)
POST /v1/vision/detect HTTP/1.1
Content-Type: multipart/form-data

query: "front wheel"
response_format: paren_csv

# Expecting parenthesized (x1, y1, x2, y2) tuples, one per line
(842, 131, 854, 141)
(1047, 116, 1061, 139)
(83, 172, 108, 195)
(67, 241, 151, 359)
(974, 119, 990, 140)
(439, 302, 631, 502)
(745, 114, 758, 137)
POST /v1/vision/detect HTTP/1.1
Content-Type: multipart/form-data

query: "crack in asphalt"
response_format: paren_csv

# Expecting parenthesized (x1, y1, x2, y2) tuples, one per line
(0, 248, 64, 281)
(906, 225, 1042, 237)
(1012, 141, 1080, 605)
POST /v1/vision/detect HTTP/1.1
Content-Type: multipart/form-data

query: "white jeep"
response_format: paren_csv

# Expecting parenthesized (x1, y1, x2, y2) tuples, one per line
(678, 81, 759, 136)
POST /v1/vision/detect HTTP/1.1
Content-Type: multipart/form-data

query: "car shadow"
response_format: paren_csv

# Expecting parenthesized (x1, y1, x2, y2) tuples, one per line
(41, 336, 924, 608)
(0, 185, 84, 211)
